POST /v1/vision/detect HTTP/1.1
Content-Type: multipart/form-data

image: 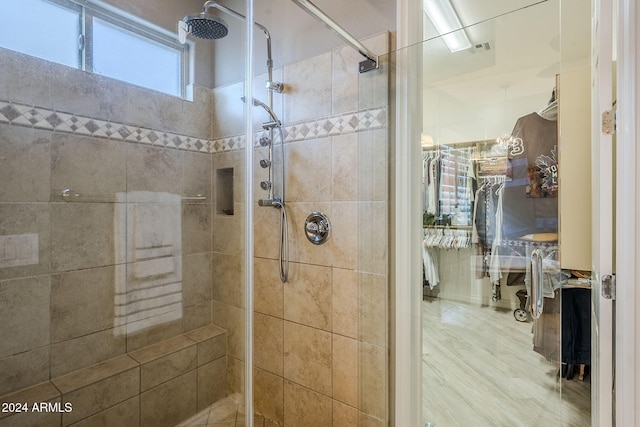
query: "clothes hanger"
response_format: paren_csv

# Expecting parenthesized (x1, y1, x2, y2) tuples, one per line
(538, 87, 558, 120)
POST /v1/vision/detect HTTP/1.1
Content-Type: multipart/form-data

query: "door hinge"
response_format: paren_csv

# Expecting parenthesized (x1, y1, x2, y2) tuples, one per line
(602, 274, 616, 300)
(602, 109, 616, 135)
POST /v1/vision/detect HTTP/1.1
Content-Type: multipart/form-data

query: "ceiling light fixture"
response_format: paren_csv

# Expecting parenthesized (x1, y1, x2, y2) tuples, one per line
(423, 0, 472, 52)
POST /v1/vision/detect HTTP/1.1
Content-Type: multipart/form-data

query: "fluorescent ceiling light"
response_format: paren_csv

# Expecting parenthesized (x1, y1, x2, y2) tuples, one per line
(423, 0, 472, 52)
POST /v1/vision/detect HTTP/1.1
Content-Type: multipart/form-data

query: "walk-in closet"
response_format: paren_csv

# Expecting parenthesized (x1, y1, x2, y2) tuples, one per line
(419, 0, 593, 424)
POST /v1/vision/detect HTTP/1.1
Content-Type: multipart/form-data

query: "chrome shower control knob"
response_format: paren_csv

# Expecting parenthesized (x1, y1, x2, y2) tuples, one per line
(260, 180, 272, 191)
(304, 212, 331, 245)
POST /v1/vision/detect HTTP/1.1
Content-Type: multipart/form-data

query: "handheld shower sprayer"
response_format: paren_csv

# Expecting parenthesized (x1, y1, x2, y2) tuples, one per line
(241, 97, 282, 127)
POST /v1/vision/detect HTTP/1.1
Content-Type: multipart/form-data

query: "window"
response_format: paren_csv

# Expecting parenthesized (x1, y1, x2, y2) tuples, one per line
(0, 0, 190, 98)
(91, 18, 183, 96)
(0, 0, 81, 68)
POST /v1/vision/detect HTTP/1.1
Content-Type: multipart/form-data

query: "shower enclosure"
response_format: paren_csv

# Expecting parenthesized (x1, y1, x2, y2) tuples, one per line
(0, 0, 391, 426)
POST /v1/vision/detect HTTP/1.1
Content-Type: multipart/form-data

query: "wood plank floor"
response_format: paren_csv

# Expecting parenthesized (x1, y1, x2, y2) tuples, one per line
(422, 297, 591, 427)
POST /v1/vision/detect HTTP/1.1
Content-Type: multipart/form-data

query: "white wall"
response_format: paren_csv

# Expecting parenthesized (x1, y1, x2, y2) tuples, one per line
(210, 0, 397, 87)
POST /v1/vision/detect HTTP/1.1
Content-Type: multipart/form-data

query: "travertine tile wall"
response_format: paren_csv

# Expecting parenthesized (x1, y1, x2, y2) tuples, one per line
(0, 24, 390, 427)
(0, 47, 218, 405)
(211, 32, 390, 426)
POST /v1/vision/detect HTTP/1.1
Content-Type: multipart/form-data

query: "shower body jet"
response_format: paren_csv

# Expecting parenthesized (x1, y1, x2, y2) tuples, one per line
(259, 137, 271, 147)
(241, 96, 286, 205)
(242, 96, 285, 202)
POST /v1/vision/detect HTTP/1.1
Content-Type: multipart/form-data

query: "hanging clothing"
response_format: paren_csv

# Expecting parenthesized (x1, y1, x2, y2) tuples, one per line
(422, 153, 430, 212)
(562, 288, 591, 367)
(489, 184, 505, 283)
(423, 153, 438, 215)
(422, 237, 440, 289)
(532, 289, 561, 363)
(472, 180, 503, 278)
(466, 159, 476, 204)
(502, 112, 558, 240)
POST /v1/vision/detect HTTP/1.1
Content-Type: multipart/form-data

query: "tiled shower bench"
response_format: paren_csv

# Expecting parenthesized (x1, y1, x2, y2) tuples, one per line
(0, 324, 227, 427)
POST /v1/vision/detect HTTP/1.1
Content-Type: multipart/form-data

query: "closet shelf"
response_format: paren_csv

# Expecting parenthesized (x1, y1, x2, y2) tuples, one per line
(424, 225, 473, 230)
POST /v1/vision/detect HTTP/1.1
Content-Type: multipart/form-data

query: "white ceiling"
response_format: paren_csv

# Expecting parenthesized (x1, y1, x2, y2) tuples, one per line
(422, 0, 590, 84)
(207, 0, 591, 119)
(421, 0, 591, 144)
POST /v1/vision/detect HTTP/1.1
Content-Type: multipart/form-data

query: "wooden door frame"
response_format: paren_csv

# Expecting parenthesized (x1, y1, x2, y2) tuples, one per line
(393, 0, 423, 426)
(614, 0, 639, 424)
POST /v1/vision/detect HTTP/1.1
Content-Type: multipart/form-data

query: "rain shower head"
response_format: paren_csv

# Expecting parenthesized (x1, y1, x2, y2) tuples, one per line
(180, 1, 260, 42)
(181, 12, 228, 39)
(179, 0, 283, 96)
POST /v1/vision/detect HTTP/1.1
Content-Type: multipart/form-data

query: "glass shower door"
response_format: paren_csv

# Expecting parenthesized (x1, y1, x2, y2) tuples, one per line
(419, 1, 591, 425)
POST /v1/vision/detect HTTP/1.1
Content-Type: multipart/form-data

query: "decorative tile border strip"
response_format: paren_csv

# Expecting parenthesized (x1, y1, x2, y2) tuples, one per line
(0, 100, 213, 153)
(235, 107, 388, 150)
(0, 99, 386, 154)
(284, 108, 387, 143)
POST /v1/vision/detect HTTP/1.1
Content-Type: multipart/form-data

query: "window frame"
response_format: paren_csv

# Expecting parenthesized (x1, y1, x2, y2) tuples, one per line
(44, 0, 192, 98)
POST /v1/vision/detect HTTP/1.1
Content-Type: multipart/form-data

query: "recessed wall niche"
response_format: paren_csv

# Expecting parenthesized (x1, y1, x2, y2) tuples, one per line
(216, 168, 234, 215)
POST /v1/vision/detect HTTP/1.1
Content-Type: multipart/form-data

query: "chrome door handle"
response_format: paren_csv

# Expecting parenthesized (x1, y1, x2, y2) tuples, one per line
(530, 249, 544, 319)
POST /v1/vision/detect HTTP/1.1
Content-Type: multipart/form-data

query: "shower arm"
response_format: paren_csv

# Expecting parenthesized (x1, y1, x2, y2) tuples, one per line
(290, 0, 379, 73)
(203, 1, 276, 103)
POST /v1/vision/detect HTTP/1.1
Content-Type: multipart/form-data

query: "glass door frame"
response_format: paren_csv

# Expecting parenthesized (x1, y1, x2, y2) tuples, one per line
(243, 1, 255, 426)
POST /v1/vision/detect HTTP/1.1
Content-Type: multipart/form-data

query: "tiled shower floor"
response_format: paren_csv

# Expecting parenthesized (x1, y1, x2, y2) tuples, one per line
(176, 394, 279, 427)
